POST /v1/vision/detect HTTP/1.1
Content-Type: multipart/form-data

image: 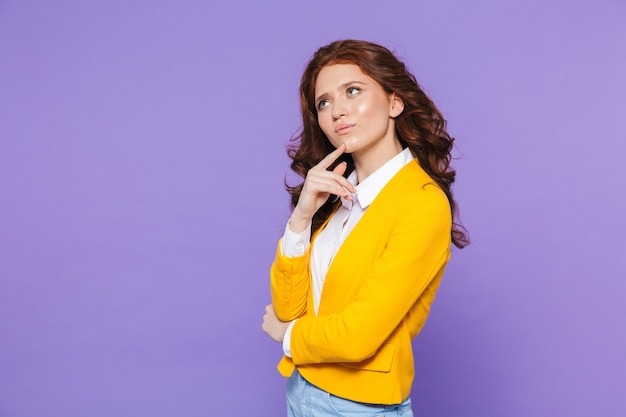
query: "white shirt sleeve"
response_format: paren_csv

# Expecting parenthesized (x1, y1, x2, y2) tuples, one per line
(281, 222, 311, 258)
(282, 319, 297, 357)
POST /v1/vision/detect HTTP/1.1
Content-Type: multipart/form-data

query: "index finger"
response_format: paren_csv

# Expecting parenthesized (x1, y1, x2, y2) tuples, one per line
(317, 143, 346, 170)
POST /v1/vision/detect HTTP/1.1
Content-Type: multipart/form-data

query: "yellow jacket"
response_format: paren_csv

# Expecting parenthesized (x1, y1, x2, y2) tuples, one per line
(270, 160, 452, 404)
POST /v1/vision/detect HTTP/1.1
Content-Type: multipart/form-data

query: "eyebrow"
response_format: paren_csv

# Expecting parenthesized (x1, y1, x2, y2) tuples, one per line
(315, 81, 366, 104)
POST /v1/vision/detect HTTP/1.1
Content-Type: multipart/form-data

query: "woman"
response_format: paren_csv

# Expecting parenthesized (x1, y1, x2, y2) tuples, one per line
(262, 39, 468, 417)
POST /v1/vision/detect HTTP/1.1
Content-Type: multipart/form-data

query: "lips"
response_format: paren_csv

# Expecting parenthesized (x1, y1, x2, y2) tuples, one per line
(334, 124, 355, 135)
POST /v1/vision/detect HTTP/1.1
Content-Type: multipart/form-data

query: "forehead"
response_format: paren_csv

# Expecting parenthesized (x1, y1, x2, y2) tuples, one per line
(314, 64, 372, 95)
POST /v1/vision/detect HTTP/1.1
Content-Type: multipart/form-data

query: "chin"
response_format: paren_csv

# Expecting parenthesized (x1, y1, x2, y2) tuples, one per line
(339, 139, 357, 154)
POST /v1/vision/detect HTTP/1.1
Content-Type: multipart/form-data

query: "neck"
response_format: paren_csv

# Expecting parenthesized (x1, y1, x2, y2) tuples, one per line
(353, 137, 403, 183)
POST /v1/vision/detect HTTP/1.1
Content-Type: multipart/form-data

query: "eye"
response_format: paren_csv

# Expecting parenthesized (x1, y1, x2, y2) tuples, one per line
(317, 99, 330, 111)
(347, 86, 361, 96)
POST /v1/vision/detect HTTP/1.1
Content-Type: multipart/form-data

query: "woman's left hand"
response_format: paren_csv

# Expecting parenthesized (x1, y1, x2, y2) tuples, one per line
(262, 304, 290, 343)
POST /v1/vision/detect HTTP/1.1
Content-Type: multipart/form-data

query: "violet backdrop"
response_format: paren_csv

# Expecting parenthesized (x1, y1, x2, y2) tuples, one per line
(1, 0, 625, 416)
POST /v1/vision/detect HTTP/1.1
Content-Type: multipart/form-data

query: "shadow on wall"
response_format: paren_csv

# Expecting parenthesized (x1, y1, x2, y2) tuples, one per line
(410, 260, 504, 416)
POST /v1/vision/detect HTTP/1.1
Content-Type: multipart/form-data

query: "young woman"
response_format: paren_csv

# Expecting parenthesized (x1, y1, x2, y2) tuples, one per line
(262, 39, 468, 417)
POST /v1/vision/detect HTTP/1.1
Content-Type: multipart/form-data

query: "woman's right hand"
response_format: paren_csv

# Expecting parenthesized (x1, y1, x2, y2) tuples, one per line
(288, 144, 357, 233)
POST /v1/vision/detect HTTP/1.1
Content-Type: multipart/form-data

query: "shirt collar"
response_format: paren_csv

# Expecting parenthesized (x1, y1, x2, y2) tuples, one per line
(341, 148, 415, 209)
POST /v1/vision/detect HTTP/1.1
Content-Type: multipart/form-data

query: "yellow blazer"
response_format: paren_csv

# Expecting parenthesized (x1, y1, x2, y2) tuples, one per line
(270, 159, 452, 405)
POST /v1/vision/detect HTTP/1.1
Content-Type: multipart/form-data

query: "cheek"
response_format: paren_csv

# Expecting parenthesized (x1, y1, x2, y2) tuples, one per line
(317, 113, 333, 136)
(355, 99, 378, 119)
(355, 102, 368, 117)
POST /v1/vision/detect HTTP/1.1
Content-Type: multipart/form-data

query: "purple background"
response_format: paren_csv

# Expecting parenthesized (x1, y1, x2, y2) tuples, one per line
(1, 0, 625, 415)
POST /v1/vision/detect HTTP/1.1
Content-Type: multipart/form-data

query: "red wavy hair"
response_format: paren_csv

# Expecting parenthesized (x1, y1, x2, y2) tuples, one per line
(286, 39, 469, 248)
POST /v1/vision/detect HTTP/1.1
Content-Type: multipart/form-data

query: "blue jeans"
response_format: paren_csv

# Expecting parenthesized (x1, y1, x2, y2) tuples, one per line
(287, 370, 414, 417)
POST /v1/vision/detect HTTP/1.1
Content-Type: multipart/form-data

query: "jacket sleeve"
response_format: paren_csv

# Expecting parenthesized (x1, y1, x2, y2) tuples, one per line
(289, 190, 452, 364)
(270, 239, 311, 321)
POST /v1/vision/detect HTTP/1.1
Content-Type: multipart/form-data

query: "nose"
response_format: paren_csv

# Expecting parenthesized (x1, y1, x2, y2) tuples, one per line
(332, 100, 348, 120)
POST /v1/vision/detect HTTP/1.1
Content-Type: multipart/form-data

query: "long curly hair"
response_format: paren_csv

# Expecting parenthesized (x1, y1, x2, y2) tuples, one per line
(286, 39, 469, 248)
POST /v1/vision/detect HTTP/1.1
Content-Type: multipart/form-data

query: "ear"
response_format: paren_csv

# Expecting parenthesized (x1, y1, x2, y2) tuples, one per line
(389, 93, 404, 118)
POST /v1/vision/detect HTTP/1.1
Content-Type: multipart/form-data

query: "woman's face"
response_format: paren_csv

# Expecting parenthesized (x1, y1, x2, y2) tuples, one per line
(314, 63, 403, 160)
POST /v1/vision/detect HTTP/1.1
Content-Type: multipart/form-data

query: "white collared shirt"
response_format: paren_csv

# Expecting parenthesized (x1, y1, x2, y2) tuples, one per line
(280, 147, 415, 356)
